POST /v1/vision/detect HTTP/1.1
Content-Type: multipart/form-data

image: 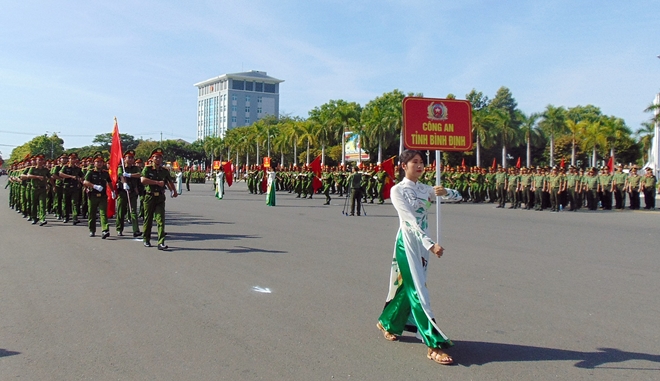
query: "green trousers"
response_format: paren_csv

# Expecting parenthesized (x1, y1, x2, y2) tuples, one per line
(31, 187, 48, 222)
(87, 191, 108, 233)
(116, 191, 140, 234)
(142, 194, 166, 245)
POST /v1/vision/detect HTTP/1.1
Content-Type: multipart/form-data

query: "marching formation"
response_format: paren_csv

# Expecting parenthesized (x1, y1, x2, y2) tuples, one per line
(5, 148, 178, 250)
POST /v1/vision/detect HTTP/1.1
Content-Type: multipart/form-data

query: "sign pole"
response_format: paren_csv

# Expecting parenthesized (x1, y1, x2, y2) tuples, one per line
(435, 150, 441, 245)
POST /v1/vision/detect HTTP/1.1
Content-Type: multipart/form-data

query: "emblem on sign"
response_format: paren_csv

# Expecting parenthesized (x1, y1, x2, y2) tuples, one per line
(427, 102, 448, 121)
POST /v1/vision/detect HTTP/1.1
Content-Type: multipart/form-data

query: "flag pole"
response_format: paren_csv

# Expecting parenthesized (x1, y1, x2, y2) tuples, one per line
(435, 150, 441, 245)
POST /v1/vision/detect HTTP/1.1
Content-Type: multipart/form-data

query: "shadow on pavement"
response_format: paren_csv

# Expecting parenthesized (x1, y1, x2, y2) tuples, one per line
(0, 348, 20, 358)
(452, 341, 660, 369)
(166, 232, 259, 242)
(168, 245, 287, 255)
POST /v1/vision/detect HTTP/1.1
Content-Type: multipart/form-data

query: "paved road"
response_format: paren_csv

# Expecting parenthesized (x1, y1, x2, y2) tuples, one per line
(1, 178, 659, 380)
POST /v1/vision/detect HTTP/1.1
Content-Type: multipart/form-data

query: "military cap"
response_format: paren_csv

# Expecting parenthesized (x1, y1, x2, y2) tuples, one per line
(150, 148, 164, 158)
(124, 149, 136, 157)
(645, 167, 653, 172)
(135, 158, 143, 164)
(93, 152, 105, 162)
(60, 153, 69, 158)
(34, 153, 46, 159)
(631, 165, 638, 170)
(69, 152, 78, 159)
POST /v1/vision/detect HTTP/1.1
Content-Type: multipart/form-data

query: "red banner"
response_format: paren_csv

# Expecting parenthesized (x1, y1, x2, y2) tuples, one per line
(402, 97, 472, 151)
(107, 119, 123, 218)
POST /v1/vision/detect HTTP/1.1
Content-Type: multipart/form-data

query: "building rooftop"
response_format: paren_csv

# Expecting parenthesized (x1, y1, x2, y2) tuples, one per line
(194, 70, 284, 87)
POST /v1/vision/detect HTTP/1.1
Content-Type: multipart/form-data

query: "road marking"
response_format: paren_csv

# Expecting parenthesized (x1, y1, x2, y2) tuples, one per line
(252, 286, 271, 294)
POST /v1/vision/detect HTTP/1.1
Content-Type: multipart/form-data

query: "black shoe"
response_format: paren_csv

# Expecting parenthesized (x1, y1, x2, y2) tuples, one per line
(296, 195, 301, 198)
(349, 213, 355, 216)
(73, 220, 80, 225)
(324, 201, 330, 205)
(39, 221, 47, 226)
(101, 231, 110, 239)
(369, 200, 374, 204)
(31, 220, 37, 225)
(357, 213, 361, 216)
(57, 216, 62, 221)
(133, 232, 143, 238)
(117, 231, 123, 236)
(28, 217, 33, 222)
(64, 218, 70, 223)
(157, 243, 168, 251)
(143, 241, 152, 247)
(89, 232, 95, 237)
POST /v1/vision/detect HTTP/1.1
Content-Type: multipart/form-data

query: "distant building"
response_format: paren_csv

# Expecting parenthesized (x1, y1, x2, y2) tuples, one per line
(194, 70, 284, 140)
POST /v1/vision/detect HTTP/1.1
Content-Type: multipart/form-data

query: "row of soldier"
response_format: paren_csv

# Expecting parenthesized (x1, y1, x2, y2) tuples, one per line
(242, 164, 393, 206)
(236, 162, 658, 212)
(5, 148, 177, 249)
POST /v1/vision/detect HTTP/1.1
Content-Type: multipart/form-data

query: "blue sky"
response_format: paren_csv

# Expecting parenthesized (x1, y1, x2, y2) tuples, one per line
(1, 0, 658, 157)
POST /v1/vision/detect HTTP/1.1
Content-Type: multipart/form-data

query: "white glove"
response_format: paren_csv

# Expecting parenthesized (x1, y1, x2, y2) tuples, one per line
(123, 183, 130, 190)
(93, 185, 103, 192)
(170, 190, 174, 197)
(123, 172, 132, 178)
(111, 191, 117, 200)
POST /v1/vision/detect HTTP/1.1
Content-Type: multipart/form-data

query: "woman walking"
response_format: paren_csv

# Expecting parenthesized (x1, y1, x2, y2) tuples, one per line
(376, 150, 455, 365)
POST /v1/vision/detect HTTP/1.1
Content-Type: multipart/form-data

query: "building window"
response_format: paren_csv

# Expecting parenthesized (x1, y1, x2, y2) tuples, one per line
(245, 95, 250, 102)
(258, 107, 262, 114)
(245, 118, 250, 124)
(232, 116, 237, 123)
(245, 106, 250, 112)
(232, 80, 244, 90)
(255, 82, 263, 92)
(245, 82, 253, 91)
(257, 96, 262, 103)
(231, 94, 237, 101)
(264, 83, 276, 93)
(231, 105, 237, 112)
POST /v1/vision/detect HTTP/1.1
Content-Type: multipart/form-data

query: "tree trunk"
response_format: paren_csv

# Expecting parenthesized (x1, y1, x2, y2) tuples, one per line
(592, 146, 597, 167)
(502, 145, 507, 168)
(294, 138, 297, 166)
(321, 144, 325, 166)
(306, 140, 310, 165)
(476, 134, 481, 167)
(341, 128, 346, 167)
(378, 140, 382, 164)
(256, 142, 260, 166)
(526, 135, 531, 168)
(398, 129, 404, 163)
(571, 140, 576, 166)
(280, 151, 284, 167)
(549, 134, 554, 167)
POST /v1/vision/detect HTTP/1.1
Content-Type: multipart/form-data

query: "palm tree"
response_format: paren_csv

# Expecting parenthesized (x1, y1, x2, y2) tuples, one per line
(635, 121, 655, 163)
(539, 105, 567, 167)
(471, 107, 497, 167)
(282, 118, 303, 166)
(492, 108, 520, 168)
(517, 111, 541, 168)
(600, 116, 631, 165)
(645, 102, 660, 125)
(565, 118, 588, 166)
(308, 108, 334, 166)
(580, 121, 607, 167)
(297, 120, 317, 165)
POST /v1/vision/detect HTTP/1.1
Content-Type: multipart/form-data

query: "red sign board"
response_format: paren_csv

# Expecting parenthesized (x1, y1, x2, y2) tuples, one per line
(263, 157, 271, 168)
(402, 97, 473, 151)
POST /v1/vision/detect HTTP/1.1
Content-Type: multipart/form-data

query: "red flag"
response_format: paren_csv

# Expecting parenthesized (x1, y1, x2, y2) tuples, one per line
(381, 156, 396, 200)
(309, 155, 323, 192)
(560, 158, 565, 168)
(223, 161, 233, 187)
(607, 156, 613, 174)
(515, 157, 521, 168)
(492, 157, 497, 169)
(107, 118, 123, 219)
(461, 158, 466, 167)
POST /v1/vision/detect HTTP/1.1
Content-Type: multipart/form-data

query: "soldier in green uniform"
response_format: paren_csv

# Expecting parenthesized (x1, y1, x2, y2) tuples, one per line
(507, 168, 519, 209)
(598, 166, 613, 210)
(20, 157, 34, 220)
(582, 167, 599, 211)
(547, 167, 563, 212)
(141, 148, 178, 250)
(321, 166, 333, 205)
(116, 150, 143, 237)
(59, 153, 84, 224)
(51, 154, 68, 220)
(24, 153, 51, 225)
(376, 166, 393, 204)
(518, 167, 532, 209)
(83, 153, 113, 238)
(626, 166, 642, 210)
(641, 167, 656, 210)
(531, 167, 545, 211)
(612, 164, 627, 209)
(495, 166, 507, 208)
(185, 168, 191, 191)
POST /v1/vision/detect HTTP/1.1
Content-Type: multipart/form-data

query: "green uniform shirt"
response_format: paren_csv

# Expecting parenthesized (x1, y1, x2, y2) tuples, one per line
(28, 167, 51, 188)
(627, 174, 641, 190)
(141, 165, 173, 194)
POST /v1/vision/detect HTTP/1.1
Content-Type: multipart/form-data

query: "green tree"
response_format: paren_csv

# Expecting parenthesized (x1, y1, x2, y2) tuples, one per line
(564, 118, 588, 166)
(539, 105, 567, 167)
(635, 121, 655, 163)
(92, 133, 139, 152)
(518, 111, 542, 167)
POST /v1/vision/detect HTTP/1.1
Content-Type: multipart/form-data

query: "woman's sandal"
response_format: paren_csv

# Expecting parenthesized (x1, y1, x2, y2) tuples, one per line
(427, 347, 454, 365)
(376, 322, 398, 341)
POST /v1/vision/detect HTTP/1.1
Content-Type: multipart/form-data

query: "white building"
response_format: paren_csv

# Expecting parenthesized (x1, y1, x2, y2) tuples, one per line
(194, 70, 283, 140)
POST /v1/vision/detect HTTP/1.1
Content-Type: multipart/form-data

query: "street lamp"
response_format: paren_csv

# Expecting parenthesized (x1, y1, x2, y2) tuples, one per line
(46, 131, 61, 159)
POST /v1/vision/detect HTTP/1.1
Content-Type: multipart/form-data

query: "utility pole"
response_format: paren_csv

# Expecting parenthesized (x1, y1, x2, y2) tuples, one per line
(160, 132, 163, 144)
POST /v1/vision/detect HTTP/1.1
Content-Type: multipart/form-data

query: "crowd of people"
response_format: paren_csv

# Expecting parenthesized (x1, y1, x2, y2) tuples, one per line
(227, 161, 659, 212)
(4, 148, 178, 250)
